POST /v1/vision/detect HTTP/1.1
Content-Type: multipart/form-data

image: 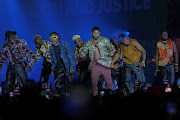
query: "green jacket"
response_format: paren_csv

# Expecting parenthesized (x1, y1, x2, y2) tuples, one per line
(82, 36, 116, 69)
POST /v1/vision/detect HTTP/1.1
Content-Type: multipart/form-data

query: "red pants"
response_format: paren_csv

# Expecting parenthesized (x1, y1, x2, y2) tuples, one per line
(90, 61, 113, 92)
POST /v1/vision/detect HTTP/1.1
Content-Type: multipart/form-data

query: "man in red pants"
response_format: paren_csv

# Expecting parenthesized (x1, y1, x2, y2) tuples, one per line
(80, 27, 116, 96)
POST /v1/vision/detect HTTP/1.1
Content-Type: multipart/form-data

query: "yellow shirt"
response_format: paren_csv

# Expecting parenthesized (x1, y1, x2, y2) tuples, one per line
(120, 38, 142, 64)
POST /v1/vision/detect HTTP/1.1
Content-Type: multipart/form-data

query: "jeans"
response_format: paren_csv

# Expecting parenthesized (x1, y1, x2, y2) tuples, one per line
(159, 63, 175, 86)
(124, 61, 146, 95)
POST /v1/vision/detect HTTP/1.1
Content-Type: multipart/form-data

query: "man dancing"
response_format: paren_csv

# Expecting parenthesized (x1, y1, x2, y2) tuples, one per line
(49, 32, 74, 96)
(31, 35, 52, 83)
(155, 30, 179, 90)
(80, 26, 116, 96)
(72, 35, 89, 83)
(0, 31, 36, 94)
(111, 34, 146, 95)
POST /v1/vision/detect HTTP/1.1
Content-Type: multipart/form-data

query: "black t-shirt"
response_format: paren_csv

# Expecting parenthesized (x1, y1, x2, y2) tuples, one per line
(53, 45, 65, 69)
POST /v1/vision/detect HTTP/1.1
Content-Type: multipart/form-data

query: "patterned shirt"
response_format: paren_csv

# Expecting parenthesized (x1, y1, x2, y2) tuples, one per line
(50, 40, 75, 76)
(74, 44, 84, 76)
(157, 39, 174, 66)
(82, 36, 116, 69)
(19, 39, 34, 66)
(0, 39, 35, 67)
(74, 44, 84, 63)
(35, 40, 52, 63)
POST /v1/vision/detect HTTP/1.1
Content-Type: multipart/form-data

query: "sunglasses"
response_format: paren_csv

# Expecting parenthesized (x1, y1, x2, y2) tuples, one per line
(50, 36, 58, 39)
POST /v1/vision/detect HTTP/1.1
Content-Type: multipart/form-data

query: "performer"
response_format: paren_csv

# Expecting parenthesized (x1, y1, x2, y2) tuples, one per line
(49, 32, 74, 96)
(110, 38, 125, 95)
(111, 34, 146, 95)
(12, 31, 34, 87)
(0, 31, 37, 94)
(80, 26, 116, 96)
(72, 35, 90, 84)
(12, 31, 35, 71)
(30, 35, 52, 83)
(155, 30, 179, 90)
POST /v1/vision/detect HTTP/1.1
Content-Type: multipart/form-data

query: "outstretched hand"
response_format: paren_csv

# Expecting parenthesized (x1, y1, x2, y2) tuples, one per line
(79, 53, 85, 59)
(138, 62, 145, 69)
(154, 69, 160, 76)
(69, 70, 74, 75)
(111, 63, 118, 70)
(29, 66, 33, 72)
(33, 57, 38, 63)
(175, 65, 179, 72)
(51, 72, 54, 77)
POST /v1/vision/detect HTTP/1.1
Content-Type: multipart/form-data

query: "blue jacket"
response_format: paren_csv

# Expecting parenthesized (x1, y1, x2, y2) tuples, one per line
(50, 40, 75, 76)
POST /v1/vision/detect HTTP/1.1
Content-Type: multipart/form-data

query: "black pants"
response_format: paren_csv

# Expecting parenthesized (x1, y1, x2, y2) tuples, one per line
(79, 69, 90, 84)
(54, 66, 69, 96)
(5, 63, 27, 94)
(40, 61, 52, 83)
(78, 61, 89, 83)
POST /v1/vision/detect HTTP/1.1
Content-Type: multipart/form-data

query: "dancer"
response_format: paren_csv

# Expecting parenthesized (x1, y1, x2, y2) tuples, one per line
(49, 32, 74, 96)
(31, 35, 52, 83)
(80, 26, 116, 96)
(111, 34, 146, 95)
(155, 30, 179, 90)
(0, 31, 37, 94)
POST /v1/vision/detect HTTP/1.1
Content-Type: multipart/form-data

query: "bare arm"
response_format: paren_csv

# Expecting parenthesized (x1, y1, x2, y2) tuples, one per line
(133, 39, 146, 62)
(111, 48, 121, 64)
(155, 46, 159, 69)
(172, 41, 179, 72)
(154, 45, 160, 76)
(172, 41, 178, 64)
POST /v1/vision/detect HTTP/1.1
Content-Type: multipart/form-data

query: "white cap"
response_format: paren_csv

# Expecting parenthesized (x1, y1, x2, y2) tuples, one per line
(72, 35, 81, 41)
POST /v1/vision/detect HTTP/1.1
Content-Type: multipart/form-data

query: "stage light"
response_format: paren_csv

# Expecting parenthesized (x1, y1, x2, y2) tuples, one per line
(126, 32, 130, 35)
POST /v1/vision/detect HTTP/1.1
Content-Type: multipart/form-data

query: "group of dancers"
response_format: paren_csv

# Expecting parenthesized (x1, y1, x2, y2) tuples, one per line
(0, 27, 179, 97)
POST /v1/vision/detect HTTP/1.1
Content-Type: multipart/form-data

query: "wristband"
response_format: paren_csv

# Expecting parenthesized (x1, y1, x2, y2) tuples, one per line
(142, 61, 145, 67)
